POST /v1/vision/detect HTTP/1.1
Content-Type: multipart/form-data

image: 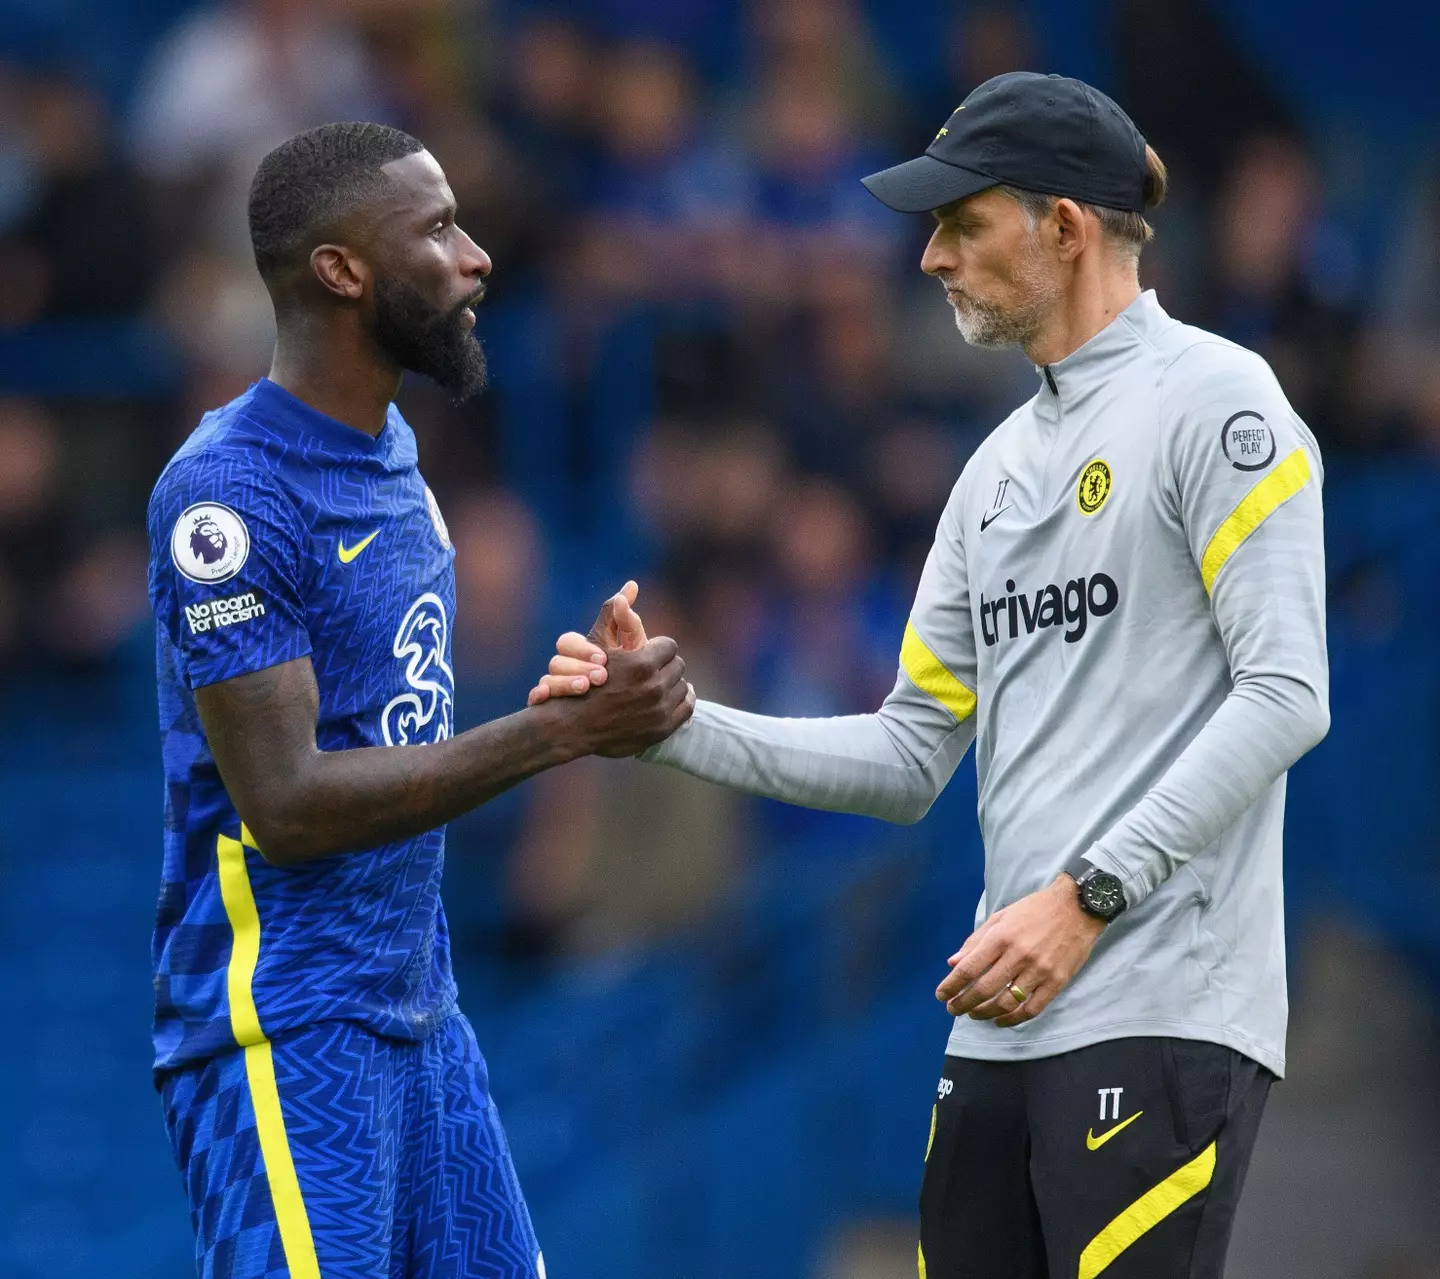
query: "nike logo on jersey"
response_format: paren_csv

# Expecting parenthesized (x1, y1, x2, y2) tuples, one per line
(980, 478, 1012, 532)
(337, 530, 380, 563)
(1086, 1110, 1143, 1150)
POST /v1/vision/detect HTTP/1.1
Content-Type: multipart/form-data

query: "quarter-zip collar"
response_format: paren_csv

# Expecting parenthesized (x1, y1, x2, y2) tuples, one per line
(1035, 289, 1167, 412)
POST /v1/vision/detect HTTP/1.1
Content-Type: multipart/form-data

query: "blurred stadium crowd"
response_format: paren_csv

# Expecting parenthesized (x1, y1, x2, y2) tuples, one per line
(1, 1, 1439, 1275)
(1, 0, 1438, 955)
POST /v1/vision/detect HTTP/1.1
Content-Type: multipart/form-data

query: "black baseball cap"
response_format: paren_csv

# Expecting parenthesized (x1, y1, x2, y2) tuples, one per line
(862, 72, 1149, 215)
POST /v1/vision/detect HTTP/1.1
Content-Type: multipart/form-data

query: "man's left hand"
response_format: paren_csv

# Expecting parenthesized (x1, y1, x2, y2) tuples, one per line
(936, 874, 1107, 1029)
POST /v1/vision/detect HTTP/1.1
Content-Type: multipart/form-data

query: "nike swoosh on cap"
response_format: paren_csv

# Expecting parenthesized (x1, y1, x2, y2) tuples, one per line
(337, 530, 380, 563)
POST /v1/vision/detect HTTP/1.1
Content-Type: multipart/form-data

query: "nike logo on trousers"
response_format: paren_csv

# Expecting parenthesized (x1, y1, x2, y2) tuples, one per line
(1086, 1110, 1143, 1150)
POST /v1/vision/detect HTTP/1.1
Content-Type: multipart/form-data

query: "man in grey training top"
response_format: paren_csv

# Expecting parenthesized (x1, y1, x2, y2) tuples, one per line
(536, 71, 1329, 1279)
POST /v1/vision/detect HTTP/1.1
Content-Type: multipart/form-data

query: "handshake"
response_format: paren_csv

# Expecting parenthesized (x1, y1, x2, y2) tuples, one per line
(524, 581, 695, 758)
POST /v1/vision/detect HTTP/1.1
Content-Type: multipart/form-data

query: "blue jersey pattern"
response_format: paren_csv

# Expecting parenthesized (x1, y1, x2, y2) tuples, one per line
(148, 378, 460, 1075)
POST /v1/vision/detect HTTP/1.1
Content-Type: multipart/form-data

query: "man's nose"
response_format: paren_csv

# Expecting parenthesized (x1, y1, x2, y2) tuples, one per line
(920, 226, 953, 277)
(459, 230, 491, 279)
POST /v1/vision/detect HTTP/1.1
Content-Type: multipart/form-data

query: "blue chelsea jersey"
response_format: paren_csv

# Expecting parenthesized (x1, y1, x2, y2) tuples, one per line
(147, 378, 460, 1075)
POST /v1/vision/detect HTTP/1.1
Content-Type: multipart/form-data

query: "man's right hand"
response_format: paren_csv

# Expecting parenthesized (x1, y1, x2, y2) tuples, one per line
(527, 580, 649, 706)
(539, 634, 693, 758)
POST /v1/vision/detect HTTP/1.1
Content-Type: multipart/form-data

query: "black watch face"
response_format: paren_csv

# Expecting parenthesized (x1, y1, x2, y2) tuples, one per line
(1082, 872, 1126, 918)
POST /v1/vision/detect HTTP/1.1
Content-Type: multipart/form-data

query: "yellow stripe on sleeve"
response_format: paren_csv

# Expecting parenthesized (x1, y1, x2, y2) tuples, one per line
(215, 833, 265, 1048)
(918, 1240, 927, 1278)
(215, 831, 321, 1279)
(1200, 447, 1311, 595)
(900, 621, 977, 723)
(1077, 1140, 1217, 1279)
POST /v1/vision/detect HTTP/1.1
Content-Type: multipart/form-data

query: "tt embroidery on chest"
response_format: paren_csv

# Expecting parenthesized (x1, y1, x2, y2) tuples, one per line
(381, 593, 454, 745)
(980, 478, 1014, 533)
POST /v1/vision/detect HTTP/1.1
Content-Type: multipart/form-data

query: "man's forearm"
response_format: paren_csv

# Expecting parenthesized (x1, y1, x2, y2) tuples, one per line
(1084, 672, 1329, 904)
(245, 702, 581, 864)
(198, 640, 692, 865)
(642, 685, 973, 824)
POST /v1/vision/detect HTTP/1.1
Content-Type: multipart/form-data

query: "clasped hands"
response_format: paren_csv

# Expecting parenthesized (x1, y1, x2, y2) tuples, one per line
(527, 580, 654, 707)
(529, 583, 1103, 1026)
(524, 581, 692, 758)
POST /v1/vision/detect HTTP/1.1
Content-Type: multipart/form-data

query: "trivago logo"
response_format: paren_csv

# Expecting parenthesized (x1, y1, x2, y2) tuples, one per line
(980, 572, 1119, 646)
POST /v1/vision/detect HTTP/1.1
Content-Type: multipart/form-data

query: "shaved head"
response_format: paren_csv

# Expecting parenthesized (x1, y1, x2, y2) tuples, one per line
(248, 122, 424, 286)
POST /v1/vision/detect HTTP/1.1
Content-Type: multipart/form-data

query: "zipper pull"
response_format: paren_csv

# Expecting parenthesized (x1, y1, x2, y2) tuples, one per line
(1043, 366, 1058, 396)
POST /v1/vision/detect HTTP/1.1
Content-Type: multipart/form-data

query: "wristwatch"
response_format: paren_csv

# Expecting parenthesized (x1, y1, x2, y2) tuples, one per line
(1067, 861, 1127, 921)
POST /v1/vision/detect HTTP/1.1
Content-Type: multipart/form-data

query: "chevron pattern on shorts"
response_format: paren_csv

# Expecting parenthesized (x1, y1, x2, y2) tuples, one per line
(162, 1016, 542, 1278)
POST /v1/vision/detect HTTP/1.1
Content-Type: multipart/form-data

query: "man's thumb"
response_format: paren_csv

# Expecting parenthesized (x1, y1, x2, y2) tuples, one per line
(588, 599, 617, 647)
(612, 593, 647, 651)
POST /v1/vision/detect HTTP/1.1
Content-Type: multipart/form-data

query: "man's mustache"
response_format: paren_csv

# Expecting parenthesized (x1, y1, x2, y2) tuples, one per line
(455, 284, 487, 316)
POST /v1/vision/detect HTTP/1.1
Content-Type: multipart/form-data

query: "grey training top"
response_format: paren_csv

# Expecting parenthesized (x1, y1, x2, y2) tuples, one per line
(645, 291, 1329, 1077)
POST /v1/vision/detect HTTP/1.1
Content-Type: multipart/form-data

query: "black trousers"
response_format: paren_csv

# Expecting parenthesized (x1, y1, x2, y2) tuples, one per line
(918, 1038, 1272, 1279)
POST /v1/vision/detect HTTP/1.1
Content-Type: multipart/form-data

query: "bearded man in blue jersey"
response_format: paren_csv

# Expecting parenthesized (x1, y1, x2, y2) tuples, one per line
(146, 122, 692, 1279)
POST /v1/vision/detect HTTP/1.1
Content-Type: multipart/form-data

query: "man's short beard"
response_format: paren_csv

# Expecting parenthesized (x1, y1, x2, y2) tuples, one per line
(372, 275, 488, 403)
(947, 236, 1062, 352)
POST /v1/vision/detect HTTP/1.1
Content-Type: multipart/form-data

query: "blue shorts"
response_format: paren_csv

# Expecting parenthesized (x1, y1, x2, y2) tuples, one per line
(160, 1015, 544, 1279)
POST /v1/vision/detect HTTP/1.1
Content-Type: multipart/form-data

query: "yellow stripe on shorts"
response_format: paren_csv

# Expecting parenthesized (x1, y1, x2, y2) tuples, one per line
(1077, 1140, 1217, 1279)
(1200, 448, 1311, 594)
(215, 831, 321, 1279)
(901, 622, 977, 723)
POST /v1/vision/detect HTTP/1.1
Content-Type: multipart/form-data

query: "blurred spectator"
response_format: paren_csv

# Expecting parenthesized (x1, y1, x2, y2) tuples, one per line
(496, 15, 595, 206)
(504, 583, 746, 958)
(863, 417, 967, 584)
(12, 75, 156, 319)
(635, 418, 786, 576)
(912, 3, 1038, 133)
(746, 0, 902, 140)
(449, 487, 546, 686)
(1112, 0, 1296, 193)
(42, 532, 151, 667)
(756, 477, 896, 720)
(573, 41, 753, 305)
(1369, 159, 1440, 451)
(0, 399, 64, 664)
(129, 0, 383, 185)
(128, 0, 386, 260)
(151, 247, 276, 430)
(440, 486, 559, 960)
(761, 288, 899, 478)
(741, 63, 901, 306)
(1378, 161, 1440, 339)
(1202, 133, 1366, 452)
(0, 397, 150, 669)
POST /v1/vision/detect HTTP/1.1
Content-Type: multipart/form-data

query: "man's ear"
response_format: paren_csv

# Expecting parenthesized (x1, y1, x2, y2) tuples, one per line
(1051, 198, 1089, 263)
(310, 244, 368, 300)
